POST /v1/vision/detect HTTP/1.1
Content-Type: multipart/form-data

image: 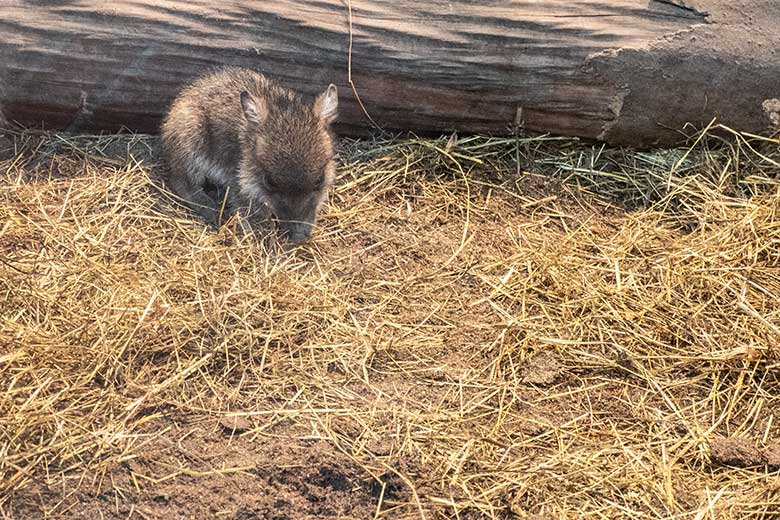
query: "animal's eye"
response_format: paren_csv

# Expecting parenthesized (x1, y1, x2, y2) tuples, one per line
(265, 177, 281, 191)
(314, 176, 325, 190)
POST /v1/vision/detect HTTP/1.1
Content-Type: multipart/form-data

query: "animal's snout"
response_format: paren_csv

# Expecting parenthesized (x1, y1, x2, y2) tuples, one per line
(278, 220, 313, 243)
(266, 194, 320, 243)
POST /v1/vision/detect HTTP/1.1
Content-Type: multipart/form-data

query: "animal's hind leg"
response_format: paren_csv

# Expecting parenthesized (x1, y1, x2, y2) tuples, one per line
(161, 152, 231, 226)
(167, 173, 225, 225)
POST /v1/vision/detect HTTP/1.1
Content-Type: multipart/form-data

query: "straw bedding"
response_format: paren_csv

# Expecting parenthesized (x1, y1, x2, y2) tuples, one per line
(1, 126, 779, 518)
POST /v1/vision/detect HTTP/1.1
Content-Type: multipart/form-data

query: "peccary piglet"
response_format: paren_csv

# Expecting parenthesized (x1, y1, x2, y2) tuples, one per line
(160, 67, 338, 242)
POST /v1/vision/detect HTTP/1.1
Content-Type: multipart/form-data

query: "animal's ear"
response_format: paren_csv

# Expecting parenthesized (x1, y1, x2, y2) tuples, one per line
(314, 84, 338, 124)
(240, 91, 268, 125)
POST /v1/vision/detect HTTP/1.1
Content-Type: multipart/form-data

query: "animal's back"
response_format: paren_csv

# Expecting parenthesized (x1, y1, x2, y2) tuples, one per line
(161, 68, 270, 174)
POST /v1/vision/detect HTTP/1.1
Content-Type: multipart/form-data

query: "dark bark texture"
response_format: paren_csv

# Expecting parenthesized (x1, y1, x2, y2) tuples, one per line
(0, 1, 778, 146)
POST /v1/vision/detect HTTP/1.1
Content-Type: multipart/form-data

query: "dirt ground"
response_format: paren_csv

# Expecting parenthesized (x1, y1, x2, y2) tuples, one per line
(1, 130, 780, 519)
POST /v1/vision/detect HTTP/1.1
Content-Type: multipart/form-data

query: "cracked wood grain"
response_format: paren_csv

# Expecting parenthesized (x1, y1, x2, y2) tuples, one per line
(0, 0, 776, 146)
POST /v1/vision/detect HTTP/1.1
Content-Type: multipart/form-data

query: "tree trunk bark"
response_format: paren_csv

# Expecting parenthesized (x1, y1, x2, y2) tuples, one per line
(0, 1, 777, 146)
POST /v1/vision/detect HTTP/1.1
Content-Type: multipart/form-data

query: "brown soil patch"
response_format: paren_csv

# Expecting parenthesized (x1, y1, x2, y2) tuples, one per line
(709, 438, 766, 468)
(710, 438, 780, 470)
(13, 427, 384, 520)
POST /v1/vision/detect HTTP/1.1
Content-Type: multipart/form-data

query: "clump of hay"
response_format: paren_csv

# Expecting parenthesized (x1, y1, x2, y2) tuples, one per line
(1, 125, 779, 519)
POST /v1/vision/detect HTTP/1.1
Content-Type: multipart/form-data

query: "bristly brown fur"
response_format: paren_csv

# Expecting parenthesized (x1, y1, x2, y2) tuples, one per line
(160, 67, 338, 242)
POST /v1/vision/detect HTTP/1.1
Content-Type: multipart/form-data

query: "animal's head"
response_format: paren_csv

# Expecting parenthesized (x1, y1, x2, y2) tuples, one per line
(238, 83, 338, 243)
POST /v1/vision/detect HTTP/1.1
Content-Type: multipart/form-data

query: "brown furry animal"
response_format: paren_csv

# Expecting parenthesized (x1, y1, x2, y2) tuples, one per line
(160, 67, 338, 242)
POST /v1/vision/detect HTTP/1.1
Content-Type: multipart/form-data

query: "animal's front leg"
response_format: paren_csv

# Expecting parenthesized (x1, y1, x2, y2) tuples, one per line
(216, 181, 258, 236)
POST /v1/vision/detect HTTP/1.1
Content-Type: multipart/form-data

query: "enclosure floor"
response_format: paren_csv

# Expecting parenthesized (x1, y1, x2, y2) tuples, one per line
(1, 131, 779, 519)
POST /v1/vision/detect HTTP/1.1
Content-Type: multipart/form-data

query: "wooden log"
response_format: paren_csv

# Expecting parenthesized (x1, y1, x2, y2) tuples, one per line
(0, 1, 777, 146)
